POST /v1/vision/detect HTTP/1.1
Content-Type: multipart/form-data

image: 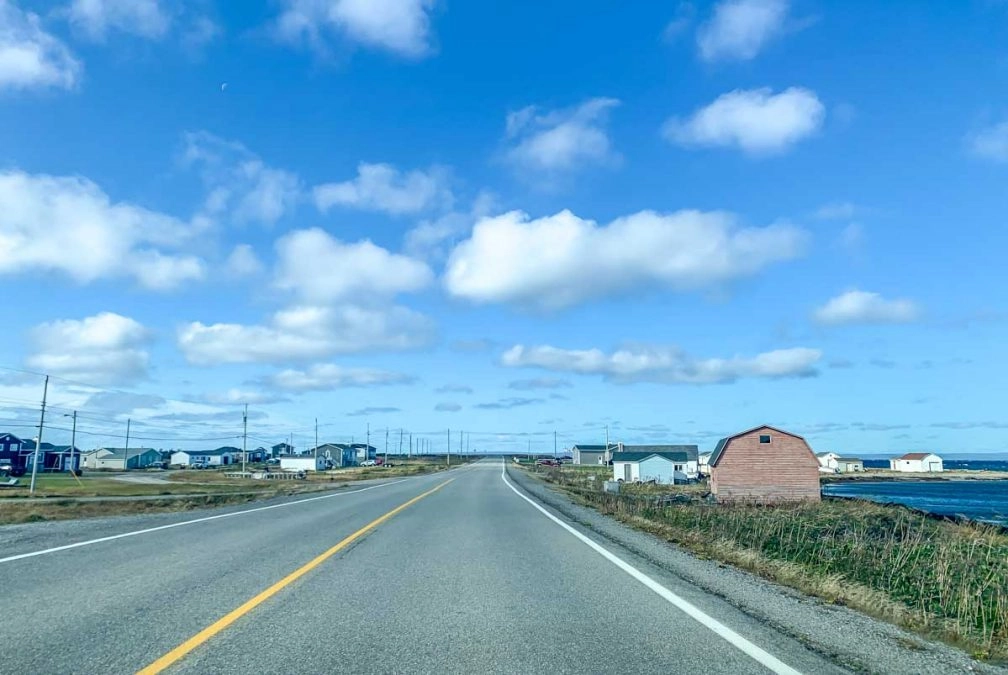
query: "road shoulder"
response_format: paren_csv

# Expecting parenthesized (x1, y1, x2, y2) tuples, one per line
(506, 465, 1005, 675)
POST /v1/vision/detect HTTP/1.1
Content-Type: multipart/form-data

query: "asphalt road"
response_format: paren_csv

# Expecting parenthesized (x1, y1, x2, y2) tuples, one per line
(0, 461, 996, 674)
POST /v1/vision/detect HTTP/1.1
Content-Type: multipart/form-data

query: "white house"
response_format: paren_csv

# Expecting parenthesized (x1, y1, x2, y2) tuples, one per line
(698, 452, 712, 477)
(171, 447, 238, 467)
(889, 452, 943, 473)
(612, 450, 696, 484)
(279, 455, 328, 472)
(81, 448, 161, 470)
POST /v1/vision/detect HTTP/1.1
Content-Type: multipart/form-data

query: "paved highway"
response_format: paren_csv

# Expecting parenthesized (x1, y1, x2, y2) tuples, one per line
(0, 460, 995, 674)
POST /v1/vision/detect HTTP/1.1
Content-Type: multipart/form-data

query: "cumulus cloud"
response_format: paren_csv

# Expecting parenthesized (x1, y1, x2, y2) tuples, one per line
(474, 397, 544, 410)
(504, 98, 620, 174)
(502, 344, 821, 384)
(225, 244, 264, 278)
(434, 402, 461, 412)
(200, 388, 289, 405)
(66, 0, 170, 40)
(0, 170, 205, 289)
(969, 121, 1008, 162)
(444, 208, 806, 310)
(178, 304, 434, 366)
(814, 290, 919, 326)
(0, 1, 81, 91)
(274, 0, 436, 58)
(404, 191, 496, 260)
(26, 312, 151, 384)
(664, 87, 824, 154)
(435, 384, 472, 394)
(182, 131, 302, 226)
(314, 163, 452, 215)
(274, 228, 433, 303)
(346, 406, 400, 417)
(508, 377, 571, 391)
(814, 202, 858, 220)
(696, 0, 790, 61)
(266, 363, 415, 391)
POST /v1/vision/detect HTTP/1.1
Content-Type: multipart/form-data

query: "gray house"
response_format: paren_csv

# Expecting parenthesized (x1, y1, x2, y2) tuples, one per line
(571, 444, 611, 465)
(617, 445, 700, 480)
(82, 448, 161, 470)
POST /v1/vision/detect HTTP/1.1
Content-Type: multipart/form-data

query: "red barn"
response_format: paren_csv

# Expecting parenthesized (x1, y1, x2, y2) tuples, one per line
(709, 425, 820, 503)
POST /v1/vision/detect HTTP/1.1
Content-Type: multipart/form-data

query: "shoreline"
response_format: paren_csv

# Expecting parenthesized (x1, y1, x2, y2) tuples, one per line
(821, 470, 1008, 483)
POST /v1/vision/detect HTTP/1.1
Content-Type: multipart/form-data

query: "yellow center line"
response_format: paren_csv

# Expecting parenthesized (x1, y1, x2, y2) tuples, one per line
(137, 478, 454, 675)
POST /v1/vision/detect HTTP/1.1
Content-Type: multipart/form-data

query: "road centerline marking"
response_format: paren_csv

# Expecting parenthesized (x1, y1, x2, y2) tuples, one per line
(0, 478, 413, 564)
(137, 477, 454, 675)
(500, 461, 802, 675)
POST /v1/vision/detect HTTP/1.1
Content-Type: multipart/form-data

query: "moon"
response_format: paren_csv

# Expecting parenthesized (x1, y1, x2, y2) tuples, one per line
(220, 82, 228, 92)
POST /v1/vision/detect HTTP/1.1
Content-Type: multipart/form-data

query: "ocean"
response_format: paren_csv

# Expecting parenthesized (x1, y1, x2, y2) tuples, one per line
(862, 459, 1008, 471)
(822, 480, 1008, 526)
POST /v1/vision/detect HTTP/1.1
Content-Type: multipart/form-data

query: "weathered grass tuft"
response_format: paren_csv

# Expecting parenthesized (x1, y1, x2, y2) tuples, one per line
(537, 467, 1008, 661)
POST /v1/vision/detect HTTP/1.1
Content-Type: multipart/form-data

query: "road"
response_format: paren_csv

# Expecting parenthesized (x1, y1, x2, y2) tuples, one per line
(0, 460, 994, 674)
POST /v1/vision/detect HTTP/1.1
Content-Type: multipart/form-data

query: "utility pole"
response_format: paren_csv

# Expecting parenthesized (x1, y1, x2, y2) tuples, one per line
(242, 404, 248, 474)
(554, 430, 557, 459)
(527, 438, 531, 460)
(466, 432, 470, 455)
(28, 375, 49, 494)
(315, 417, 319, 463)
(63, 410, 77, 475)
(459, 430, 462, 456)
(398, 428, 403, 457)
(385, 427, 389, 465)
(447, 428, 450, 467)
(605, 425, 610, 464)
(409, 433, 413, 459)
(123, 418, 131, 470)
(366, 423, 370, 464)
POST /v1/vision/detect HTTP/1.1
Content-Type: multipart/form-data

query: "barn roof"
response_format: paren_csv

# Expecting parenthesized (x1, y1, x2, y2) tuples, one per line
(895, 452, 936, 460)
(709, 425, 810, 468)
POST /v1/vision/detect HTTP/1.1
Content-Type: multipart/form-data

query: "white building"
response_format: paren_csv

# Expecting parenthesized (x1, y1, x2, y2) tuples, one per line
(612, 451, 696, 484)
(170, 448, 238, 467)
(279, 455, 328, 472)
(889, 452, 943, 473)
(698, 452, 712, 477)
(81, 448, 161, 470)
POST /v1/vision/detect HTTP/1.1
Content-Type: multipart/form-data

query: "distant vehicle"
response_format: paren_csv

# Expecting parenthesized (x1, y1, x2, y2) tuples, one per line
(536, 459, 561, 467)
(360, 460, 376, 467)
(266, 458, 280, 464)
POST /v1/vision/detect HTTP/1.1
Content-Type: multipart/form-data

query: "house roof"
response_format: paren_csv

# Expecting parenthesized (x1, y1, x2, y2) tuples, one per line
(620, 444, 698, 460)
(176, 448, 236, 456)
(895, 452, 936, 460)
(611, 451, 690, 463)
(96, 448, 158, 459)
(0, 433, 23, 443)
(709, 425, 811, 468)
(20, 440, 55, 451)
(572, 444, 610, 451)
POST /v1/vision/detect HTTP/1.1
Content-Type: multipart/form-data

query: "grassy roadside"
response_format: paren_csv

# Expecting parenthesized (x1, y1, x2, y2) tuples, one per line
(530, 465, 1008, 662)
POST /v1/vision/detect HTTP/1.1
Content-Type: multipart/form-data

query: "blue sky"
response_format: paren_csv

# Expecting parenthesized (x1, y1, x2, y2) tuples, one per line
(1, 0, 1007, 456)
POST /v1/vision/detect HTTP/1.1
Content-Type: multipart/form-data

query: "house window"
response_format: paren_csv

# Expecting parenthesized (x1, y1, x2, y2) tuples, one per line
(759, 435, 771, 444)
(674, 464, 683, 471)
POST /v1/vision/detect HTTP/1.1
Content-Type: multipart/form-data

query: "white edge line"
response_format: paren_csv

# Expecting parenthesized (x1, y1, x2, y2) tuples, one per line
(0, 478, 411, 564)
(500, 461, 803, 675)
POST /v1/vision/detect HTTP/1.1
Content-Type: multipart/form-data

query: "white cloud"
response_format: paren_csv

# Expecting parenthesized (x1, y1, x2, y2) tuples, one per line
(969, 121, 1008, 162)
(274, 0, 436, 58)
(178, 304, 433, 365)
(663, 2, 696, 41)
(181, 15, 220, 52)
(268, 363, 415, 391)
(313, 162, 451, 215)
(182, 131, 301, 226)
(444, 208, 806, 309)
(274, 228, 432, 303)
(404, 190, 496, 260)
(508, 377, 571, 390)
(502, 344, 821, 384)
(26, 312, 151, 384)
(67, 0, 171, 40)
(505, 98, 620, 173)
(697, 0, 789, 62)
(224, 244, 264, 278)
(837, 223, 863, 251)
(0, 170, 205, 289)
(664, 87, 824, 154)
(814, 201, 858, 220)
(201, 388, 288, 405)
(814, 290, 920, 326)
(0, 0, 81, 91)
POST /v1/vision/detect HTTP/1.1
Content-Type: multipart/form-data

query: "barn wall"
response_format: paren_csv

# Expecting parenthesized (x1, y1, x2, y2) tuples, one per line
(711, 428, 821, 503)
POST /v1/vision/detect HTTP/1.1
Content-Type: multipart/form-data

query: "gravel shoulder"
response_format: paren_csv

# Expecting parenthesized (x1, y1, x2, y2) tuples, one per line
(507, 465, 1007, 674)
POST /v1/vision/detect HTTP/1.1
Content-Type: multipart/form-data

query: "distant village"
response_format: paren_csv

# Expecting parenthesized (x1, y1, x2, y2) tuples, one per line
(565, 424, 945, 504)
(0, 432, 381, 476)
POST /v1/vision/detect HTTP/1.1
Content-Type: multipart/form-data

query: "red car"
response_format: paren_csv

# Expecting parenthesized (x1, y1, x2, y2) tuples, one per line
(536, 459, 561, 467)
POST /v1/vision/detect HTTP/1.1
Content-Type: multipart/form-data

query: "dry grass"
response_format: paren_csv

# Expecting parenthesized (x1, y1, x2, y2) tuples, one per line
(535, 468, 1008, 661)
(0, 474, 257, 498)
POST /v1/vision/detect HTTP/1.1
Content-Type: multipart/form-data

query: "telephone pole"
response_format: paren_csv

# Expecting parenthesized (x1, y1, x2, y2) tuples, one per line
(315, 418, 319, 462)
(366, 423, 370, 464)
(554, 430, 557, 459)
(447, 428, 450, 467)
(123, 418, 131, 470)
(28, 375, 49, 494)
(409, 433, 413, 459)
(63, 410, 77, 475)
(242, 404, 248, 473)
(398, 428, 403, 457)
(385, 427, 389, 465)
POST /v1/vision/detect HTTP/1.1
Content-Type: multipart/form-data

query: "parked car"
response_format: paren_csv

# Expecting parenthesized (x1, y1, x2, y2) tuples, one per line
(360, 460, 376, 467)
(536, 459, 561, 467)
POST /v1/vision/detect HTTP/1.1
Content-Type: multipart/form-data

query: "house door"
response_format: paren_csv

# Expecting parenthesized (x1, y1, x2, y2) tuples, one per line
(624, 464, 632, 481)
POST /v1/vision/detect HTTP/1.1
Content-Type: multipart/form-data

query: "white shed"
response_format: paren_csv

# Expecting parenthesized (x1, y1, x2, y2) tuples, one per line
(889, 453, 943, 473)
(612, 451, 687, 484)
(279, 455, 327, 472)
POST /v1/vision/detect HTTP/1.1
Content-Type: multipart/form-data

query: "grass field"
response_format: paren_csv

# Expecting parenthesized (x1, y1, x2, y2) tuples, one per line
(530, 465, 1008, 662)
(0, 474, 258, 498)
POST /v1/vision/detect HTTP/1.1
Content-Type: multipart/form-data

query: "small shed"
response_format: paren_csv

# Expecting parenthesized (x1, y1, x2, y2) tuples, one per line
(279, 455, 328, 472)
(835, 457, 864, 473)
(709, 425, 821, 503)
(571, 444, 609, 465)
(889, 453, 943, 473)
(612, 451, 689, 484)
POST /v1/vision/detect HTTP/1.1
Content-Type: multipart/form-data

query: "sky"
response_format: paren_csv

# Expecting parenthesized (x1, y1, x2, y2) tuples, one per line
(1, 0, 1007, 456)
